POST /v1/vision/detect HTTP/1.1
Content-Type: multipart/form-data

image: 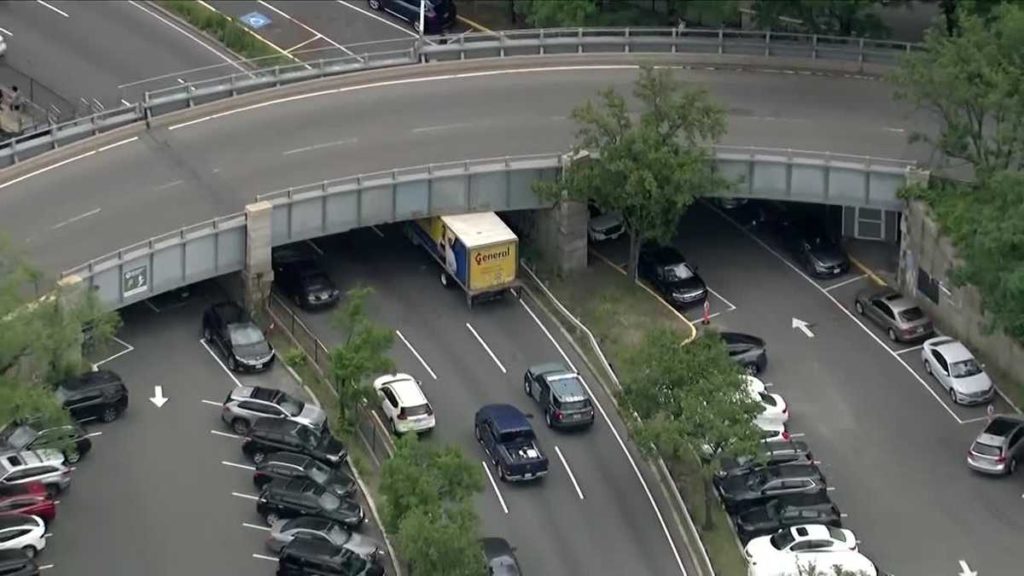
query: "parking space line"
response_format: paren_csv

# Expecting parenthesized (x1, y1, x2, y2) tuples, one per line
(91, 335, 135, 369)
(707, 287, 737, 311)
(200, 338, 243, 387)
(196, 0, 309, 69)
(466, 323, 507, 374)
(826, 486, 837, 491)
(231, 492, 260, 501)
(285, 34, 322, 54)
(554, 446, 585, 500)
(211, 430, 242, 439)
(257, 1, 357, 58)
(201, 399, 222, 407)
(709, 204, 967, 425)
(396, 330, 437, 380)
(823, 273, 868, 292)
(243, 522, 272, 531)
(960, 416, 991, 425)
(36, 0, 69, 18)
(334, 0, 433, 44)
(38, 565, 54, 571)
(480, 461, 509, 514)
(82, 431, 102, 439)
(894, 344, 924, 355)
(789, 432, 806, 438)
(306, 239, 324, 255)
(370, 225, 385, 237)
(253, 553, 279, 562)
(222, 460, 256, 471)
(128, 0, 245, 71)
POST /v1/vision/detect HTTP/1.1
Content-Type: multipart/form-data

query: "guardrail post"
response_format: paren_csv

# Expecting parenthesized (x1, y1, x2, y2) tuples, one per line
(274, 66, 281, 88)
(500, 31, 506, 58)
(186, 84, 194, 109)
(91, 114, 100, 136)
(230, 73, 237, 97)
(624, 27, 630, 54)
(539, 29, 545, 55)
(49, 120, 58, 151)
(812, 34, 818, 59)
(858, 37, 865, 64)
(143, 92, 152, 129)
(764, 30, 771, 57)
(10, 139, 18, 164)
(718, 29, 724, 55)
(577, 28, 583, 54)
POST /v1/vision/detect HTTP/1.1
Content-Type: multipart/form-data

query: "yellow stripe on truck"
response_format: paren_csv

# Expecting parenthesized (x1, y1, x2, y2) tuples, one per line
(469, 241, 517, 291)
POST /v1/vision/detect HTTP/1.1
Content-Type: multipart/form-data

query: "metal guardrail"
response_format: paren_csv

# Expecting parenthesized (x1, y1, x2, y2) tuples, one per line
(0, 27, 919, 168)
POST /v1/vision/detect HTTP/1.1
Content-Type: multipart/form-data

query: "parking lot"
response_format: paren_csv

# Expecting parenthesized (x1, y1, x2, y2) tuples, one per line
(587, 201, 1024, 575)
(41, 282, 386, 576)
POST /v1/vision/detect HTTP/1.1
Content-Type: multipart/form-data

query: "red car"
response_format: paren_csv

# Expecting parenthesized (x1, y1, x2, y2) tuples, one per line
(0, 481, 47, 498)
(0, 493, 56, 523)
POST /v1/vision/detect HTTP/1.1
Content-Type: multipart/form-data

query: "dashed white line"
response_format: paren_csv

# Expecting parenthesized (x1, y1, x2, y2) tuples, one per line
(36, 0, 69, 18)
(154, 179, 185, 191)
(823, 273, 868, 292)
(201, 399, 222, 407)
(0, 26, 13, 36)
(480, 461, 509, 514)
(253, 553, 279, 562)
(412, 122, 473, 133)
(243, 522, 272, 531)
(211, 430, 242, 440)
(396, 330, 437, 380)
(82, 431, 103, 439)
(51, 208, 101, 230)
(222, 460, 256, 471)
(282, 137, 358, 156)
(466, 323, 506, 374)
(97, 136, 138, 153)
(231, 492, 260, 501)
(200, 338, 243, 387)
(554, 446, 585, 500)
(127, 1, 244, 71)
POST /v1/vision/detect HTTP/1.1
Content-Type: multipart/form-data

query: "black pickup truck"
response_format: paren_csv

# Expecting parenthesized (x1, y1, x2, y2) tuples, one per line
(474, 404, 549, 482)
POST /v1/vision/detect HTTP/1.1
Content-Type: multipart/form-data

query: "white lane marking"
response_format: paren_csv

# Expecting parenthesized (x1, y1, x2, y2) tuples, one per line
(961, 416, 991, 425)
(200, 338, 243, 387)
(176, 78, 185, 84)
(98, 136, 138, 153)
(253, 553, 279, 562)
(257, 0, 355, 57)
(883, 127, 906, 133)
(466, 323, 506, 374)
(36, 0, 69, 18)
(370, 225, 384, 237)
(826, 486, 837, 491)
(120, 98, 131, 107)
(243, 522, 272, 531)
(210, 430, 242, 439)
(222, 460, 256, 471)
(894, 344, 925, 355)
(554, 446, 585, 500)
(840, 513, 849, 518)
(231, 492, 260, 501)
(517, 298, 689, 576)
(90, 335, 135, 368)
(144, 299, 161, 313)
(306, 239, 324, 255)
(282, 137, 357, 156)
(395, 330, 437, 380)
(707, 286, 737, 311)
(480, 461, 509, 514)
(286, 34, 322, 54)
(127, 1, 244, 71)
(51, 208, 101, 230)
(38, 565, 54, 571)
(823, 273, 868, 292)
(0, 26, 13, 36)
(0, 149, 97, 192)
(335, 0, 430, 43)
(412, 122, 473, 133)
(201, 399, 222, 407)
(788, 432, 806, 439)
(166, 65, 639, 131)
(154, 179, 184, 191)
(709, 203, 966, 425)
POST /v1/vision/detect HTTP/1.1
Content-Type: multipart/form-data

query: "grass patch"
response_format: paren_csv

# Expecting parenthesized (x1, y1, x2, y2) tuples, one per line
(159, 0, 289, 65)
(526, 258, 747, 576)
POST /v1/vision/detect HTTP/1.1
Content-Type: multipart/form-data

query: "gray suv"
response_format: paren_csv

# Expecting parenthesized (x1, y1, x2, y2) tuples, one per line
(524, 362, 595, 429)
(221, 386, 326, 435)
(967, 416, 1024, 475)
(854, 288, 934, 343)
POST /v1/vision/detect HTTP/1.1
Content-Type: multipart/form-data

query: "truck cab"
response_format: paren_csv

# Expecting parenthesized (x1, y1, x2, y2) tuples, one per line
(474, 404, 549, 482)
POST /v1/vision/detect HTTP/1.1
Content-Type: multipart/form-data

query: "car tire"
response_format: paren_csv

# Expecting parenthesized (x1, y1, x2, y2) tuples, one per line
(924, 360, 932, 375)
(855, 301, 864, 315)
(524, 378, 531, 396)
(293, 294, 303, 307)
(101, 405, 119, 423)
(203, 327, 212, 341)
(252, 450, 267, 464)
(949, 386, 958, 404)
(1010, 458, 1018, 475)
(64, 449, 81, 464)
(265, 512, 279, 525)
(473, 425, 482, 443)
(368, 0, 381, 9)
(45, 484, 60, 499)
(389, 418, 399, 436)
(496, 463, 506, 482)
(21, 546, 36, 559)
(887, 328, 898, 342)
(232, 419, 250, 435)
(440, 271, 450, 288)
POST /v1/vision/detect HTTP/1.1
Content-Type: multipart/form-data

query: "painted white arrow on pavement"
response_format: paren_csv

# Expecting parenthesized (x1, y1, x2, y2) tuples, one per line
(958, 560, 977, 576)
(792, 317, 815, 338)
(149, 385, 168, 408)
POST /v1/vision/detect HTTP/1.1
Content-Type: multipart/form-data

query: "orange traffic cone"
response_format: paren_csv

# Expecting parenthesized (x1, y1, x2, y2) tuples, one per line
(701, 299, 711, 326)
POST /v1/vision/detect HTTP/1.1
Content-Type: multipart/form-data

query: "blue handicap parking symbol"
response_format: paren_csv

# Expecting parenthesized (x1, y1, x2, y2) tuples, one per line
(240, 11, 271, 30)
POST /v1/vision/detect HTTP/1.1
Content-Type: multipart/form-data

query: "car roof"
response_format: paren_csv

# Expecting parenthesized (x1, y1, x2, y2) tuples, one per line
(0, 514, 37, 531)
(268, 478, 319, 494)
(246, 386, 285, 403)
(982, 416, 1023, 438)
(478, 404, 530, 432)
(791, 524, 836, 540)
(1, 450, 61, 471)
(265, 452, 311, 467)
(928, 338, 974, 362)
(387, 378, 428, 406)
(546, 373, 587, 401)
(873, 290, 917, 310)
(282, 535, 339, 557)
(283, 516, 333, 532)
(480, 537, 515, 559)
(61, 369, 121, 390)
(252, 418, 302, 434)
(719, 332, 764, 347)
(763, 463, 821, 479)
(765, 440, 810, 455)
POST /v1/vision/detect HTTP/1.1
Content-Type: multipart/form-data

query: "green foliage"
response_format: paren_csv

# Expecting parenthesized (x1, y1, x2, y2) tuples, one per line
(282, 347, 308, 369)
(938, 0, 1008, 35)
(397, 504, 486, 576)
(797, 560, 873, 576)
(535, 64, 728, 279)
(618, 327, 763, 528)
(891, 3, 1024, 179)
(328, 286, 394, 431)
(749, 0, 890, 37)
(514, 0, 598, 27)
(160, 0, 287, 65)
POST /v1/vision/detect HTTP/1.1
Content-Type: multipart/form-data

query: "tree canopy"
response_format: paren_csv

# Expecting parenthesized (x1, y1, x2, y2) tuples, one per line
(535, 64, 728, 280)
(750, 0, 889, 37)
(328, 286, 394, 430)
(514, 0, 598, 27)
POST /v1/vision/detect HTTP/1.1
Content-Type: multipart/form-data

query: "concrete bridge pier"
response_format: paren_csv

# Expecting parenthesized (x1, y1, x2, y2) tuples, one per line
(242, 201, 275, 318)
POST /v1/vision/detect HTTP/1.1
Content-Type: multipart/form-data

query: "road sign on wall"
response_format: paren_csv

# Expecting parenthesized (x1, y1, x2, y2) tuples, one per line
(122, 265, 149, 298)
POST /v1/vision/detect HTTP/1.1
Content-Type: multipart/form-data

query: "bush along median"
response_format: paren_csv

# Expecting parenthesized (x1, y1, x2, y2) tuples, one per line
(159, 0, 289, 66)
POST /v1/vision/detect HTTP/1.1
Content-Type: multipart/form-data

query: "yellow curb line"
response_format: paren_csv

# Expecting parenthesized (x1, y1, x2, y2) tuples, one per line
(850, 256, 887, 287)
(457, 14, 494, 34)
(589, 249, 698, 345)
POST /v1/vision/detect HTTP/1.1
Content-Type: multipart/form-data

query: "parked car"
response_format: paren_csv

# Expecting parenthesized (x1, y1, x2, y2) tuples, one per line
(780, 218, 850, 278)
(0, 515, 46, 559)
(854, 288, 934, 343)
(587, 202, 625, 242)
(921, 337, 995, 405)
(746, 386, 789, 427)
(523, 362, 595, 429)
(0, 549, 38, 576)
(54, 370, 128, 424)
(0, 493, 55, 525)
(367, 0, 456, 34)
(717, 463, 827, 512)
(202, 302, 275, 372)
(716, 440, 814, 480)
(0, 421, 92, 464)
(0, 483, 46, 499)
(371, 374, 435, 435)
(258, 479, 365, 528)
(276, 537, 383, 576)
(243, 419, 347, 467)
(266, 516, 384, 558)
(481, 537, 522, 575)
(721, 332, 768, 375)
(748, 550, 882, 576)
(273, 247, 340, 310)
(758, 422, 791, 444)
(0, 451, 70, 497)
(253, 452, 355, 497)
(637, 243, 708, 308)
(474, 404, 549, 482)
(735, 492, 843, 541)
(745, 524, 857, 562)
(222, 385, 326, 434)
(967, 415, 1024, 475)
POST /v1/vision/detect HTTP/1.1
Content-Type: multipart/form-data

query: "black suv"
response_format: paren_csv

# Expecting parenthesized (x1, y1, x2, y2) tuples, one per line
(0, 549, 38, 576)
(637, 243, 708, 309)
(54, 370, 128, 424)
(523, 362, 595, 429)
(735, 492, 842, 541)
(0, 421, 92, 464)
(277, 537, 383, 576)
(243, 419, 347, 467)
(258, 478, 365, 529)
(716, 463, 827, 512)
(273, 247, 339, 310)
(254, 452, 355, 496)
(720, 332, 768, 376)
(202, 302, 275, 372)
(716, 440, 813, 479)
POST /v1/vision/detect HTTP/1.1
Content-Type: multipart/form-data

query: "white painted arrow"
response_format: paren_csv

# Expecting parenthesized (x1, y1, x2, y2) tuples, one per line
(149, 385, 168, 408)
(958, 560, 977, 576)
(792, 317, 815, 338)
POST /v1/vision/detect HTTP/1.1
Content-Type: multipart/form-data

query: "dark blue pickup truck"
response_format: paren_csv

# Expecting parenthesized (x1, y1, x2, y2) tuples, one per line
(474, 404, 549, 482)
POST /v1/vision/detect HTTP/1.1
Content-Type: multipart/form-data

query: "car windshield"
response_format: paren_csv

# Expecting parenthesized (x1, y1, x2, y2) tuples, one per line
(402, 404, 431, 417)
(2, 426, 34, 449)
(758, 393, 778, 407)
(972, 441, 1002, 457)
(662, 263, 694, 281)
(489, 556, 522, 576)
(280, 397, 304, 417)
(898, 307, 925, 322)
(340, 554, 368, 573)
(557, 398, 591, 411)
(301, 273, 331, 291)
(307, 462, 329, 484)
(769, 529, 796, 550)
(950, 359, 983, 378)
(318, 491, 341, 510)
(827, 526, 849, 544)
(296, 425, 319, 447)
(328, 525, 351, 545)
(228, 324, 265, 346)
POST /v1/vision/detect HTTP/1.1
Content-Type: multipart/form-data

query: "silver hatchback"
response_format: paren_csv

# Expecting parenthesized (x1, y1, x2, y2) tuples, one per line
(967, 416, 1024, 475)
(854, 288, 934, 343)
(221, 386, 326, 435)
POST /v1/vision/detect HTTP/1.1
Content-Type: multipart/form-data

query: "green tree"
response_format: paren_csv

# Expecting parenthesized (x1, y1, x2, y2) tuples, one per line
(618, 327, 763, 529)
(536, 64, 728, 280)
(938, 0, 1006, 36)
(891, 2, 1024, 179)
(514, 0, 598, 27)
(397, 504, 486, 576)
(797, 561, 873, 576)
(328, 286, 394, 430)
(750, 0, 890, 37)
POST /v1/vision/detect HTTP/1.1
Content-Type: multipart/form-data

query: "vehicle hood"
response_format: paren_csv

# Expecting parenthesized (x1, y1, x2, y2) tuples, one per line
(954, 372, 993, 394)
(327, 499, 364, 523)
(743, 535, 778, 559)
(717, 476, 753, 499)
(807, 245, 847, 267)
(234, 341, 272, 360)
(296, 404, 328, 428)
(317, 434, 348, 461)
(665, 276, 706, 295)
(589, 212, 623, 231)
(736, 506, 772, 527)
(344, 532, 383, 557)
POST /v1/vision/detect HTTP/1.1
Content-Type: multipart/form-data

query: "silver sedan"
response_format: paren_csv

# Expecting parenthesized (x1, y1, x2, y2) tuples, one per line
(921, 337, 994, 405)
(266, 516, 383, 559)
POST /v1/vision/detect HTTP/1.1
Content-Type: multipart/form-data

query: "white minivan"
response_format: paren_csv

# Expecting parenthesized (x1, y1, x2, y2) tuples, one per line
(749, 550, 883, 576)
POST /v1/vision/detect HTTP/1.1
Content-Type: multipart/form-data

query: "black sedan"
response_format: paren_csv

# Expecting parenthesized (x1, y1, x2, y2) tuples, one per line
(637, 243, 708, 308)
(720, 332, 768, 375)
(253, 452, 356, 497)
(734, 492, 842, 541)
(273, 247, 339, 310)
(716, 463, 826, 512)
(716, 440, 813, 479)
(780, 218, 850, 278)
(201, 302, 275, 372)
(257, 478, 364, 529)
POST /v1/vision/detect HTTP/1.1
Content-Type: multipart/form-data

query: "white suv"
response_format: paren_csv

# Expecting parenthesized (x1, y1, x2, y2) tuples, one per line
(0, 450, 71, 496)
(373, 374, 435, 435)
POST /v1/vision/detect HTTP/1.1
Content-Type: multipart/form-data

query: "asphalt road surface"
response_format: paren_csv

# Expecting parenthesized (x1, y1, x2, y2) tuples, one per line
(0, 0, 238, 115)
(277, 226, 696, 576)
(43, 280, 388, 576)
(593, 202, 1023, 576)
